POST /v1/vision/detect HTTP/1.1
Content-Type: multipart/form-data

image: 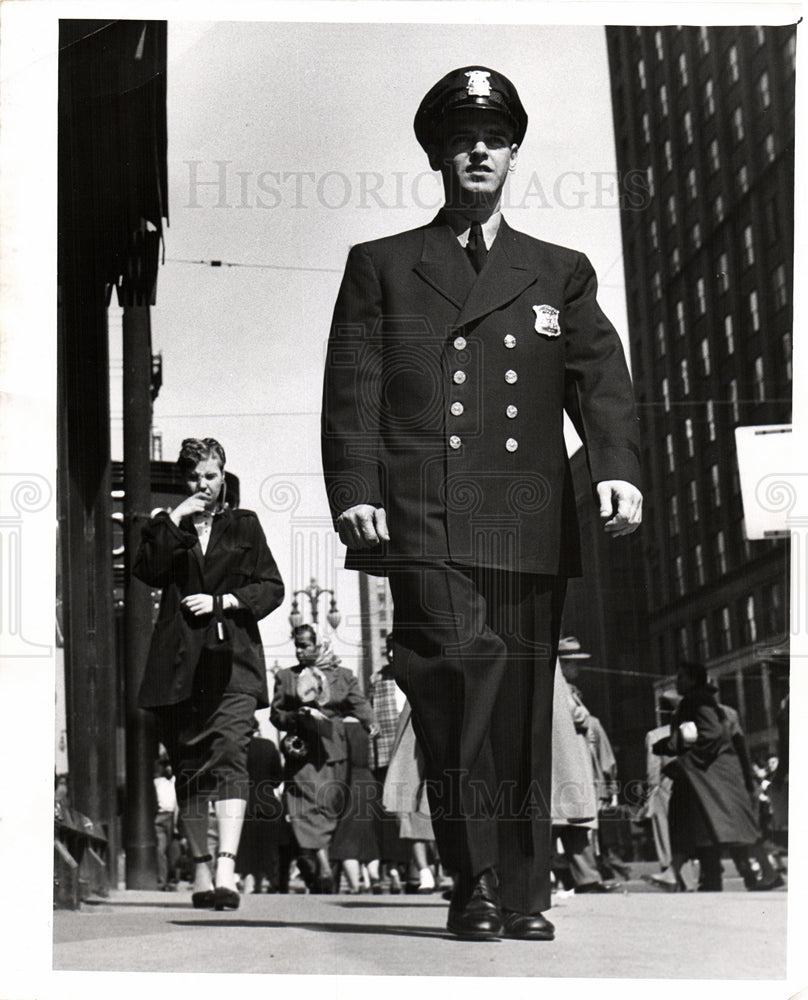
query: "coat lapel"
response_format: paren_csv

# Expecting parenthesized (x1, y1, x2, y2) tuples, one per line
(454, 219, 538, 329)
(205, 507, 233, 561)
(412, 218, 476, 310)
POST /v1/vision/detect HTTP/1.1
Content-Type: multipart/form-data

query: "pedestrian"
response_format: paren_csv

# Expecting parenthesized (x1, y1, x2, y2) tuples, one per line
(270, 625, 379, 894)
(153, 756, 179, 890)
(236, 719, 285, 893)
(135, 436, 285, 910)
(652, 661, 764, 892)
(329, 719, 381, 892)
(321, 65, 642, 941)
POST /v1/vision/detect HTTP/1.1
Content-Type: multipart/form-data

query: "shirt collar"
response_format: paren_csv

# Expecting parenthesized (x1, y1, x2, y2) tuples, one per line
(441, 208, 502, 250)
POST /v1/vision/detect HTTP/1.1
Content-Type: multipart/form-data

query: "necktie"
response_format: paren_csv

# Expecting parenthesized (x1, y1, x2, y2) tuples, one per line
(466, 220, 488, 273)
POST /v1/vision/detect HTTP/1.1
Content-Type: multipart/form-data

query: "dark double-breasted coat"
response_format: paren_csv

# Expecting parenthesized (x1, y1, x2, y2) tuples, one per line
(322, 214, 641, 576)
(135, 508, 284, 709)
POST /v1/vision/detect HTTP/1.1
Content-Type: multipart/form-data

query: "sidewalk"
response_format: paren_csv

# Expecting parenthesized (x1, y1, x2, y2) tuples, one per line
(53, 869, 787, 979)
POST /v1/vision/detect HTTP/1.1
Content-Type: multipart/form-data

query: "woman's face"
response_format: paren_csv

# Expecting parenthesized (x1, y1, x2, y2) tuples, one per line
(295, 634, 318, 665)
(676, 668, 695, 695)
(185, 456, 225, 511)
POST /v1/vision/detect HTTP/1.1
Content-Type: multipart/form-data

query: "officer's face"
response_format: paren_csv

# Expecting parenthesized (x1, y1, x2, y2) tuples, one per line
(432, 112, 518, 205)
(185, 456, 225, 510)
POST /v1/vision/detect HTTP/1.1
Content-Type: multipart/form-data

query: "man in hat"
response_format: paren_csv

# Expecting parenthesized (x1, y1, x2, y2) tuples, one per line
(321, 66, 641, 940)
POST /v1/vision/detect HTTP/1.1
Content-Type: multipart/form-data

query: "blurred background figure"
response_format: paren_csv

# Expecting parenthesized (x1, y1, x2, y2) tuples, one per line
(329, 718, 381, 893)
(271, 624, 378, 893)
(153, 755, 179, 891)
(236, 719, 286, 893)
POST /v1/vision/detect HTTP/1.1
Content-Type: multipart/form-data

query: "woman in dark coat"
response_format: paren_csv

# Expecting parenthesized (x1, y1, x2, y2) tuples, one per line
(270, 625, 378, 892)
(654, 661, 760, 890)
(135, 437, 284, 910)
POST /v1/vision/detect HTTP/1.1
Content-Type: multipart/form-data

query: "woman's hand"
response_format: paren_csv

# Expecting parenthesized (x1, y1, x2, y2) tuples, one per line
(367, 723, 381, 739)
(182, 593, 214, 616)
(170, 492, 209, 526)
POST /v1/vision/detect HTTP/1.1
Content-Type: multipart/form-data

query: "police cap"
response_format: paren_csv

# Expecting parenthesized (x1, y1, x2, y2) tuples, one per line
(414, 66, 528, 151)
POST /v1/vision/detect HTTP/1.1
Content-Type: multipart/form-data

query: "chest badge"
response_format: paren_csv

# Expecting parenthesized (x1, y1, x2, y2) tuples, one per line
(533, 304, 561, 337)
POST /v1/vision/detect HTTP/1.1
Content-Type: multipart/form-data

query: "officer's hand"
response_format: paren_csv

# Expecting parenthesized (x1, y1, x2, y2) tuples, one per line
(597, 480, 642, 536)
(337, 505, 390, 549)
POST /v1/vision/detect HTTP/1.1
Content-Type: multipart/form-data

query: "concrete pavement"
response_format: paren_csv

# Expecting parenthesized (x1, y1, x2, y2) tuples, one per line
(53, 871, 788, 980)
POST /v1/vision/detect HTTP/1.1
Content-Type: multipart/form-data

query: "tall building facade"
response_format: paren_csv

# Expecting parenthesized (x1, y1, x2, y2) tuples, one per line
(358, 572, 394, 692)
(606, 25, 794, 755)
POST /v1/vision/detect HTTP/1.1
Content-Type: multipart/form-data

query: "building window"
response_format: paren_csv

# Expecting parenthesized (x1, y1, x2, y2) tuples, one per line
(716, 530, 727, 574)
(659, 84, 669, 117)
(679, 52, 689, 86)
(678, 625, 689, 656)
(646, 165, 655, 197)
(783, 332, 792, 381)
(765, 133, 776, 163)
(700, 337, 711, 375)
(750, 290, 760, 331)
(667, 195, 677, 227)
(696, 617, 710, 660)
(786, 34, 796, 74)
(685, 418, 695, 457)
(683, 110, 693, 145)
(754, 356, 765, 402)
(710, 464, 722, 507)
(730, 379, 739, 423)
(687, 479, 699, 522)
(717, 252, 729, 292)
(707, 399, 716, 441)
(728, 45, 739, 83)
(773, 264, 788, 309)
(720, 606, 732, 652)
(699, 26, 711, 54)
(696, 278, 706, 315)
(664, 139, 673, 172)
(754, 26, 766, 47)
(675, 558, 685, 597)
(724, 314, 735, 354)
(709, 139, 720, 172)
(666, 433, 675, 472)
(669, 495, 680, 536)
(656, 321, 666, 357)
(743, 225, 755, 266)
(638, 58, 647, 90)
(705, 78, 715, 117)
(687, 168, 697, 200)
(691, 222, 702, 249)
(662, 377, 670, 413)
(733, 106, 745, 142)
(649, 218, 659, 250)
(745, 595, 758, 644)
(652, 271, 661, 301)
(758, 71, 771, 109)
(714, 195, 725, 223)
(654, 30, 664, 60)
(695, 544, 705, 585)
(671, 247, 681, 272)
(737, 164, 749, 195)
(642, 112, 651, 144)
(676, 300, 686, 336)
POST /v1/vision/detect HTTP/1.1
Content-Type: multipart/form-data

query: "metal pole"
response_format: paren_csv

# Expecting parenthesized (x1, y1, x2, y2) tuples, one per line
(122, 304, 159, 888)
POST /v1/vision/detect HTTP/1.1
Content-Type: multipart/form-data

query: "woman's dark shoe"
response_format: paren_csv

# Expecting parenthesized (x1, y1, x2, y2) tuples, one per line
(191, 890, 216, 909)
(311, 873, 334, 894)
(213, 886, 241, 911)
(502, 909, 555, 941)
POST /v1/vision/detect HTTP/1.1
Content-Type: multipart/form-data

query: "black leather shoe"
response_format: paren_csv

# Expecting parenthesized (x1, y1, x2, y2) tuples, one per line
(213, 886, 240, 910)
(574, 881, 618, 894)
(191, 890, 216, 909)
(446, 869, 503, 941)
(502, 909, 555, 941)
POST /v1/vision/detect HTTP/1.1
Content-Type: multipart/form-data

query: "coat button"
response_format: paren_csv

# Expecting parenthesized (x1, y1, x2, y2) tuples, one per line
(506, 404, 518, 418)
(505, 369, 518, 384)
(451, 401, 464, 416)
(504, 334, 516, 349)
(453, 370, 467, 384)
(453, 336, 467, 350)
(506, 438, 519, 452)
(449, 435, 462, 449)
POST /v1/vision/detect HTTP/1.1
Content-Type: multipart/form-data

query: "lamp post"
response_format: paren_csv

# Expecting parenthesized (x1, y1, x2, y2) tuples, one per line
(289, 577, 341, 632)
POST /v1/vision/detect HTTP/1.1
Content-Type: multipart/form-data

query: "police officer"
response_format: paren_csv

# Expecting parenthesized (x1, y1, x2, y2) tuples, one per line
(321, 66, 642, 940)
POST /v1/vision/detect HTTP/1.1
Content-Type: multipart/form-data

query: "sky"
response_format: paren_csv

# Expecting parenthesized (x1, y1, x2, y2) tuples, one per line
(110, 19, 633, 684)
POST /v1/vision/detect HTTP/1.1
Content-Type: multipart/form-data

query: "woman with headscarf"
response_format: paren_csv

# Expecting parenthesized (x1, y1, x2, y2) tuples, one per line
(653, 660, 761, 890)
(135, 437, 284, 910)
(271, 624, 378, 892)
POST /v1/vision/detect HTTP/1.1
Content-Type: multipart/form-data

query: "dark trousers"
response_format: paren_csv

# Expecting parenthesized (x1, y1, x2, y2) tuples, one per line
(388, 562, 565, 914)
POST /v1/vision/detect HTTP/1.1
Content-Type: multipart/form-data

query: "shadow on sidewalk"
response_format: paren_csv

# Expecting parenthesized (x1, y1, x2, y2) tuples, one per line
(169, 918, 464, 941)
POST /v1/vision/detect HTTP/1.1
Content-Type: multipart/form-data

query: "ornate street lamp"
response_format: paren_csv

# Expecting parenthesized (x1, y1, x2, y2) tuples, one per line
(288, 577, 341, 631)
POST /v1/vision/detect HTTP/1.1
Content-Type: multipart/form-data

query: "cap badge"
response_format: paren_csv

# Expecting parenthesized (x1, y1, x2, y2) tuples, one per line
(465, 70, 492, 97)
(533, 304, 561, 337)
